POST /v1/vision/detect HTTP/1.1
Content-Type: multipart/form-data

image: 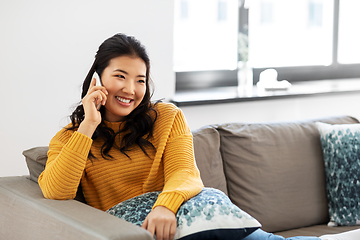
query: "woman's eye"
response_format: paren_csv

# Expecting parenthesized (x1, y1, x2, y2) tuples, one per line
(116, 75, 125, 79)
(138, 79, 146, 84)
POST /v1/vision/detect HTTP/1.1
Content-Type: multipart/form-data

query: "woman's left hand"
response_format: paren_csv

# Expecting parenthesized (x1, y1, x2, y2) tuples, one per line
(141, 206, 177, 240)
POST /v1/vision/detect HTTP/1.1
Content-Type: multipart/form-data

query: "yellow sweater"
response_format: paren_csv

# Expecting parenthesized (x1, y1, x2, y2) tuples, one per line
(38, 102, 203, 212)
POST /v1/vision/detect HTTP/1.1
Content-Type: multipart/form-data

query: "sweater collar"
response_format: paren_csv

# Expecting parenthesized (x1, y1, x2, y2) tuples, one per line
(103, 120, 125, 130)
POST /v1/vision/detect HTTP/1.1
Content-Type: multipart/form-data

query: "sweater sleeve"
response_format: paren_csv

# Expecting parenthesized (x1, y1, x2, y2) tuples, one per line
(38, 129, 92, 200)
(152, 109, 204, 213)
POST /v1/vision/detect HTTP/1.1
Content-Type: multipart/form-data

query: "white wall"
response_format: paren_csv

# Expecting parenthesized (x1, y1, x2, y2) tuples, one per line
(0, 0, 174, 177)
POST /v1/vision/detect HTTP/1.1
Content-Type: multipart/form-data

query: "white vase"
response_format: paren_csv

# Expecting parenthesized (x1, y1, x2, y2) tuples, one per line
(237, 61, 253, 97)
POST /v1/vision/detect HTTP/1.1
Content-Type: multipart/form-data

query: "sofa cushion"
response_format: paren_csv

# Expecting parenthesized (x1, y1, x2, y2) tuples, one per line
(316, 122, 360, 226)
(275, 224, 360, 238)
(192, 126, 228, 195)
(216, 116, 359, 233)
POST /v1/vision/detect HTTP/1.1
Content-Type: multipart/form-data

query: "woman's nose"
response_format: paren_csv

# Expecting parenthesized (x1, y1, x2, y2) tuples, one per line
(122, 80, 135, 94)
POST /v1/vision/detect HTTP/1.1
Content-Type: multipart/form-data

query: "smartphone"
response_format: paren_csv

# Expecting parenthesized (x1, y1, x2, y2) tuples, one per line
(93, 71, 102, 87)
(92, 71, 102, 110)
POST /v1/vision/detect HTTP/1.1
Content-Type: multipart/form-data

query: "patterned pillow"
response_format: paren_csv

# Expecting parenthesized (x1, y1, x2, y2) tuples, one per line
(106, 188, 261, 239)
(316, 122, 360, 226)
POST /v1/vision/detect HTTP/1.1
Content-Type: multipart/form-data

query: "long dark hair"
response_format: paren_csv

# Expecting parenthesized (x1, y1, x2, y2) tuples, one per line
(68, 33, 158, 159)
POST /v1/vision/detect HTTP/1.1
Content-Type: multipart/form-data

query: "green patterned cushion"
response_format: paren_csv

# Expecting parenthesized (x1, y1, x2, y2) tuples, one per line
(106, 188, 261, 239)
(316, 122, 360, 226)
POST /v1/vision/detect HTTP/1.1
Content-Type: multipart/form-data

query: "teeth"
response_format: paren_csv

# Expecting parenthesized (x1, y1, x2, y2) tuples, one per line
(116, 96, 131, 103)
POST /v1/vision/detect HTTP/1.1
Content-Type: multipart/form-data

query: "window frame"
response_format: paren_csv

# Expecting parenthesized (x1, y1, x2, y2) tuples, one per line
(175, 0, 360, 92)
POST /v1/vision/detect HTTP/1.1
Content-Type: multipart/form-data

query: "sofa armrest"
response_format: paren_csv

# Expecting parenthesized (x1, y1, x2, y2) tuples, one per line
(0, 176, 152, 240)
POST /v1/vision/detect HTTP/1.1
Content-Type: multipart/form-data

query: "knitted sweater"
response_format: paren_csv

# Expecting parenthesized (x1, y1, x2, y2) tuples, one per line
(38, 102, 203, 213)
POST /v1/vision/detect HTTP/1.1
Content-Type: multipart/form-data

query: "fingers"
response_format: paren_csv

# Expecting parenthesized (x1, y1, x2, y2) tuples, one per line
(84, 88, 107, 108)
(141, 218, 155, 238)
(152, 222, 176, 240)
(141, 206, 177, 240)
(95, 88, 108, 106)
(91, 76, 97, 87)
(162, 223, 170, 240)
(170, 222, 177, 240)
(87, 77, 108, 96)
(84, 77, 108, 107)
(143, 219, 165, 240)
(86, 77, 96, 95)
(141, 218, 148, 229)
(158, 221, 176, 240)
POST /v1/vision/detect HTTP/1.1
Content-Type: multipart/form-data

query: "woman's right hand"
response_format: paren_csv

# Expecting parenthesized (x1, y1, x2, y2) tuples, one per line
(77, 77, 108, 138)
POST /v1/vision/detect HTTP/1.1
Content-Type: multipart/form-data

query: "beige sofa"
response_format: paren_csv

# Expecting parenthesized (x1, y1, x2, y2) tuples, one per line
(1, 115, 359, 239)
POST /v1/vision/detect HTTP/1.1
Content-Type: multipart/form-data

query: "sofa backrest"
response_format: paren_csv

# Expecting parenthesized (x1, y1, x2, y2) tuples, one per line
(192, 126, 228, 195)
(24, 116, 359, 233)
(192, 115, 359, 233)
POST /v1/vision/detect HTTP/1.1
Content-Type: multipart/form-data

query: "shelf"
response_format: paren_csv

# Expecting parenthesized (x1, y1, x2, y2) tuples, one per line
(171, 78, 360, 107)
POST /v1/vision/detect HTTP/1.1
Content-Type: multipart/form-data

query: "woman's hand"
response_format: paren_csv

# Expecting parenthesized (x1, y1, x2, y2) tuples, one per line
(141, 206, 177, 240)
(77, 77, 108, 138)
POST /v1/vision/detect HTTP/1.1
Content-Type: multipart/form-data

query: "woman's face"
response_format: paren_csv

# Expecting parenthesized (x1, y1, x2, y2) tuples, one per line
(101, 55, 147, 122)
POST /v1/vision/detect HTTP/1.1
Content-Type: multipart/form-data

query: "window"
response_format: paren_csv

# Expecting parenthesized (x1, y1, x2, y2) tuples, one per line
(174, 0, 360, 91)
(250, 0, 333, 67)
(338, 0, 360, 64)
(174, 0, 238, 72)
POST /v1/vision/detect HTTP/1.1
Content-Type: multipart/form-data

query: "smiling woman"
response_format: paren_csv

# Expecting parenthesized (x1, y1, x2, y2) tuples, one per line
(101, 56, 147, 122)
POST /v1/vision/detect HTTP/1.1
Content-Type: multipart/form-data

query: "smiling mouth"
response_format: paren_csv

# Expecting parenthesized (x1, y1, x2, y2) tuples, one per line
(116, 96, 132, 104)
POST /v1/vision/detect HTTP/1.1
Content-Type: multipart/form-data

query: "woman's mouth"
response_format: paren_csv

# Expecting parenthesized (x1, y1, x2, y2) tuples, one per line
(116, 96, 131, 103)
(115, 96, 133, 106)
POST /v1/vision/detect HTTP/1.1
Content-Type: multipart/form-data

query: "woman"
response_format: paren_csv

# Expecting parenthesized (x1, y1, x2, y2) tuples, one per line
(38, 33, 320, 240)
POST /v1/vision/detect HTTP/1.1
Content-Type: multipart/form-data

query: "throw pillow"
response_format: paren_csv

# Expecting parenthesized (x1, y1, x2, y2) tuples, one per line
(316, 122, 360, 226)
(22, 146, 87, 203)
(106, 188, 261, 240)
(22, 146, 49, 182)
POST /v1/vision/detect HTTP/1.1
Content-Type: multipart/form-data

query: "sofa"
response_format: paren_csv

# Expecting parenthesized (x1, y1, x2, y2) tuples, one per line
(1, 115, 360, 239)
